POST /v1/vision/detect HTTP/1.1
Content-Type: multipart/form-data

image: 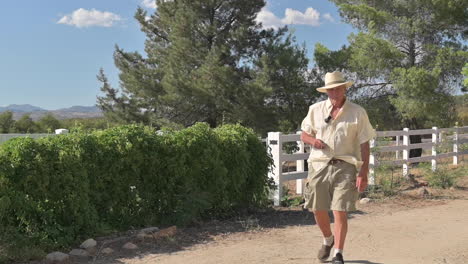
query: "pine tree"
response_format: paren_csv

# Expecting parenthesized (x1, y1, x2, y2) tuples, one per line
(98, 0, 268, 128)
(316, 0, 468, 159)
(462, 63, 468, 92)
(252, 29, 322, 134)
(38, 113, 62, 133)
(316, 0, 467, 129)
(97, 0, 320, 133)
(14, 114, 38, 133)
(0, 111, 15, 133)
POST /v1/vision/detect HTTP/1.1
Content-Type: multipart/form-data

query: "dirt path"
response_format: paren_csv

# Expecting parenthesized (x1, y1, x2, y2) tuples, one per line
(109, 198, 468, 264)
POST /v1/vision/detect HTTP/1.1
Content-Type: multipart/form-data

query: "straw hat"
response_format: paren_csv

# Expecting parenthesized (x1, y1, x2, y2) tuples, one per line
(316, 71, 353, 93)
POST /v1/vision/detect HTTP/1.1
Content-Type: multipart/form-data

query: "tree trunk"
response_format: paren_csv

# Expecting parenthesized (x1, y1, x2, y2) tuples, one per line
(409, 134, 422, 158)
(206, 112, 218, 128)
(407, 118, 422, 160)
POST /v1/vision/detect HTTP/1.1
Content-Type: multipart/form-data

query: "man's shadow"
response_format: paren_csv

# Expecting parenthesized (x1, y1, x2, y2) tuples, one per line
(337, 261, 383, 264)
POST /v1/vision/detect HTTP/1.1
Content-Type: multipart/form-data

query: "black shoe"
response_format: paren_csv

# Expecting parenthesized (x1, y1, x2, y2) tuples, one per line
(317, 239, 334, 262)
(331, 253, 344, 264)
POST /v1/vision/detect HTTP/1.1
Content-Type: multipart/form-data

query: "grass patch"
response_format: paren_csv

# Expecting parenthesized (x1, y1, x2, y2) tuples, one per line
(281, 195, 303, 207)
(280, 186, 304, 207)
(423, 164, 466, 189)
(0, 232, 47, 264)
(426, 169, 458, 189)
(367, 164, 403, 198)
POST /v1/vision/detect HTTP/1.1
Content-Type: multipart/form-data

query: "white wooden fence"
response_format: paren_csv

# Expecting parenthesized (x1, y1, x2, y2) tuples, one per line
(2, 127, 467, 207)
(0, 129, 69, 144)
(267, 126, 468, 206)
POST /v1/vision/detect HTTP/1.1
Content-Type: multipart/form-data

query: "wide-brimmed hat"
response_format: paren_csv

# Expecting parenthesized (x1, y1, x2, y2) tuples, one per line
(316, 71, 354, 93)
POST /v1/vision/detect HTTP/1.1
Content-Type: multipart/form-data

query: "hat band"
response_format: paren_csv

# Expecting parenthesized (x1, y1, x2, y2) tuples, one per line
(325, 80, 346, 86)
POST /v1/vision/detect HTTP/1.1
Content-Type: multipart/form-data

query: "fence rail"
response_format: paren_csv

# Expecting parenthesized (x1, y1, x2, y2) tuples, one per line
(267, 126, 468, 206)
(2, 127, 466, 207)
(0, 129, 69, 144)
(0, 133, 54, 144)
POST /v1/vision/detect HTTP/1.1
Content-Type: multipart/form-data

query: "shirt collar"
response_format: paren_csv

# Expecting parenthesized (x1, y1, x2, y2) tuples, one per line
(326, 97, 348, 111)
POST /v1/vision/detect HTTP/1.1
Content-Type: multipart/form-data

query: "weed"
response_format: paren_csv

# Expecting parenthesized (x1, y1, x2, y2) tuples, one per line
(368, 164, 402, 197)
(425, 168, 460, 189)
(237, 216, 262, 231)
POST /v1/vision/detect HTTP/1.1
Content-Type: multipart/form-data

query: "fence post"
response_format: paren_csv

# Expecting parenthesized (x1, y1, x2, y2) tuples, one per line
(402, 128, 409, 178)
(267, 132, 282, 206)
(395, 135, 400, 160)
(369, 138, 375, 186)
(55, 129, 69, 134)
(453, 125, 458, 165)
(296, 131, 305, 194)
(432, 127, 437, 172)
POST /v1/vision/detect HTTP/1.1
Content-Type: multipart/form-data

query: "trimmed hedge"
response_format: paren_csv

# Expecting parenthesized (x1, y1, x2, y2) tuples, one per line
(0, 123, 273, 256)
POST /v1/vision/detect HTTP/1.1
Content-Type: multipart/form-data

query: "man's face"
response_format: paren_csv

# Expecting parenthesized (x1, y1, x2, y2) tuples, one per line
(326, 85, 347, 102)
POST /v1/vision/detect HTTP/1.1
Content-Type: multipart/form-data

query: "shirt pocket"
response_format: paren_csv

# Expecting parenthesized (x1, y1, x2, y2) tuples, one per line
(336, 121, 357, 139)
(315, 123, 327, 140)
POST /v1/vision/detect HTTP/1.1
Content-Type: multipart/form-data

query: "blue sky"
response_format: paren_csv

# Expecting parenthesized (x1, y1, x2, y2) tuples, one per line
(0, 0, 355, 110)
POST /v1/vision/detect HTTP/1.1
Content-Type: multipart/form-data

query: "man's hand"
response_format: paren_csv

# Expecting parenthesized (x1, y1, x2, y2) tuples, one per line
(312, 139, 327, 149)
(300, 132, 327, 149)
(356, 169, 368, 192)
(357, 141, 370, 193)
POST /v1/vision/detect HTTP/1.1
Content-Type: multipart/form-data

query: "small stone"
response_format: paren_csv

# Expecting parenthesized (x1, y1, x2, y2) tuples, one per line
(136, 232, 145, 240)
(359, 198, 371, 204)
(46, 252, 70, 264)
(101, 247, 114, 255)
(122, 242, 138, 250)
(153, 226, 177, 239)
(449, 187, 456, 191)
(85, 246, 97, 256)
(136, 232, 154, 241)
(101, 236, 128, 245)
(140, 226, 159, 234)
(418, 187, 430, 196)
(80, 238, 97, 249)
(69, 249, 90, 258)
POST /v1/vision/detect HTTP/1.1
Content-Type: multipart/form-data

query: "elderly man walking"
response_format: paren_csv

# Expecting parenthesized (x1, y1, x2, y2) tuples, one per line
(300, 71, 375, 264)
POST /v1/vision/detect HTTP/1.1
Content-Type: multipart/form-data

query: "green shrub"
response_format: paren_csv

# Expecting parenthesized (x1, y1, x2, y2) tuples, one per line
(0, 135, 98, 248)
(368, 165, 402, 197)
(0, 123, 273, 261)
(426, 168, 459, 189)
(215, 124, 274, 210)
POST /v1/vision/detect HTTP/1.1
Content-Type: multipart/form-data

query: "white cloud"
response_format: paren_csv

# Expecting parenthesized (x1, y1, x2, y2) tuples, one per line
(58, 8, 121, 28)
(282, 8, 320, 26)
(323, 13, 335, 23)
(256, 9, 283, 29)
(142, 0, 157, 9)
(256, 7, 323, 29)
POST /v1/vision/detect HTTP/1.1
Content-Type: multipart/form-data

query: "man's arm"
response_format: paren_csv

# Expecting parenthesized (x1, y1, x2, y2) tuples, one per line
(300, 131, 326, 149)
(356, 141, 370, 192)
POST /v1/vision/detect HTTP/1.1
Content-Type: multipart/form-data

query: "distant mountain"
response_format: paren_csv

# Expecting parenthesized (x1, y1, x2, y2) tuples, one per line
(0, 104, 46, 113)
(0, 104, 103, 120)
(55, 105, 101, 113)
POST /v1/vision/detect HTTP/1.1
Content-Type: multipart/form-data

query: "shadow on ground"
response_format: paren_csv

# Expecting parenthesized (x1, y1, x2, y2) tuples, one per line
(344, 261, 384, 264)
(62, 207, 366, 264)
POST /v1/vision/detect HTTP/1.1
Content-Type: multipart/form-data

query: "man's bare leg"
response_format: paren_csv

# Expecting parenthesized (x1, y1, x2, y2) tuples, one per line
(314, 210, 335, 262)
(332, 210, 348, 250)
(313, 210, 332, 237)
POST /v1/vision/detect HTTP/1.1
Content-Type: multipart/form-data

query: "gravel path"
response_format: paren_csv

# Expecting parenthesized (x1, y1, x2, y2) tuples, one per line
(114, 199, 468, 264)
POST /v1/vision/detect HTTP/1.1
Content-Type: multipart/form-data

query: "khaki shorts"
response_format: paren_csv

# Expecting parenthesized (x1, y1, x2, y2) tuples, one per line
(303, 160, 358, 212)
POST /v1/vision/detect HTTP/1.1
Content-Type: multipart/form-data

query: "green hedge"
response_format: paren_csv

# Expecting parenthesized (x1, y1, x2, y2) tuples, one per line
(0, 123, 273, 258)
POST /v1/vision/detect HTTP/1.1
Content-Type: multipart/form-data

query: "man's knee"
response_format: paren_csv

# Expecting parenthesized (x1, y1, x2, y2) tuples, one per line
(332, 210, 348, 222)
(313, 210, 329, 215)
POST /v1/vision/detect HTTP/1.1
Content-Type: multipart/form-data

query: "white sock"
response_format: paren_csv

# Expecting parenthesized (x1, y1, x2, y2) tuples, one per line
(323, 235, 334, 246)
(333, 248, 343, 257)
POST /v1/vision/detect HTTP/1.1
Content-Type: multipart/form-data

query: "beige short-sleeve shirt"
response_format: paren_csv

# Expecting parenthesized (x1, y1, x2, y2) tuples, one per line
(301, 98, 376, 172)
